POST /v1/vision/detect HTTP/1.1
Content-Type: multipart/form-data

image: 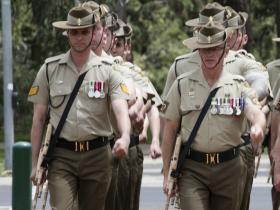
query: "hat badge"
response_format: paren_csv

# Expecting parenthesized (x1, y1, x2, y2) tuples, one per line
(77, 18, 81, 26)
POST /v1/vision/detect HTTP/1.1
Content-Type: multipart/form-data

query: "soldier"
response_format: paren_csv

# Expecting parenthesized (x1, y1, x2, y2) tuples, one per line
(28, 5, 131, 210)
(161, 4, 271, 210)
(267, 37, 280, 210)
(162, 21, 266, 210)
(110, 19, 162, 210)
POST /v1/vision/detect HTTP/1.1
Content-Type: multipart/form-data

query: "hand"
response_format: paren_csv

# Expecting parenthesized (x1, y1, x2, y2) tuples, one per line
(250, 124, 264, 145)
(139, 132, 147, 144)
(131, 114, 144, 135)
(150, 141, 162, 159)
(30, 166, 37, 185)
(112, 136, 129, 157)
(30, 166, 46, 186)
(163, 175, 177, 196)
(128, 105, 138, 121)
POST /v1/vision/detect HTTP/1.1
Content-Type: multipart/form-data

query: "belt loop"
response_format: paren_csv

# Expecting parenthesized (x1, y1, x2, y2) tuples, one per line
(86, 141, 89, 151)
(75, 142, 78, 152)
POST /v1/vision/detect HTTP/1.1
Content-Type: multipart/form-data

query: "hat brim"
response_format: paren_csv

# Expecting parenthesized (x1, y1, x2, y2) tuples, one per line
(183, 31, 228, 50)
(228, 12, 248, 30)
(53, 21, 96, 30)
(272, 38, 280, 42)
(185, 18, 200, 27)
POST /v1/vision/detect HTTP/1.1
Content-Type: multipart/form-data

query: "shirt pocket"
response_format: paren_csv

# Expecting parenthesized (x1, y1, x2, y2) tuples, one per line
(180, 94, 202, 131)
(50, 85, 71, 108)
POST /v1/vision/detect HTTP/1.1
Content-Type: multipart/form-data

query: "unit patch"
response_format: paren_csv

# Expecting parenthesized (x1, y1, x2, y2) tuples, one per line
(28, 86, 39, 96)
(120, 83, 129, 94)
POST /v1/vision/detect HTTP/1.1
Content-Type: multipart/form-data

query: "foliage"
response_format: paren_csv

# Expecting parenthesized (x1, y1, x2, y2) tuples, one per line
(0, 0, 279, 141)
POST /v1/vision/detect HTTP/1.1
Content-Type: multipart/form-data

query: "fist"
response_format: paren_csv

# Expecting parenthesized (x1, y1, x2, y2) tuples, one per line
(250, 124, 264, 145)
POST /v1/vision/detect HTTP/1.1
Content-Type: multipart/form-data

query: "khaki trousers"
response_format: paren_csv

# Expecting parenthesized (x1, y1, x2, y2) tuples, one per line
(239, 144, 255, 210)
(104, 157, 119, 210)
(115, 145, 144, 210)
(47, 145, 113, 210)
(178, 155, 246, 210)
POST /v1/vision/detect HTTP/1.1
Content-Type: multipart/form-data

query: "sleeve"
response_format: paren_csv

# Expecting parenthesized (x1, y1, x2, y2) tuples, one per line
(240, 81, 261, 115)
(273, 88, 280, 111)
(161, 62, 176, 101)
(27, 64, 49, 105)
(108, 67, 131, 101)
(163, 79, 181, 122)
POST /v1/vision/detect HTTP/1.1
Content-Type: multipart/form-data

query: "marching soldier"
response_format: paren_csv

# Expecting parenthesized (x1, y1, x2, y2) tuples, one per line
(162, 20, 266, 210)
(161, 3, 272, 210)
(28, 5, 131, 210)
(267, 37, 280, 210)
(110, 19, 162, 210)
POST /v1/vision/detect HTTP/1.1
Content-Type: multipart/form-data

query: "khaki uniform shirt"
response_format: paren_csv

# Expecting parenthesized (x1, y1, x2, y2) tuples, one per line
(162, 50, 270, 101)
(113, 57, 163, 107)
(164, 69, 258, 153)
(267, 59, 280, 95)
(28, 51, 129, 141)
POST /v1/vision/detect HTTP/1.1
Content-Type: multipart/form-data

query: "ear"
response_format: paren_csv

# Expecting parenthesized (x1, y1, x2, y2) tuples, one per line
(243, 34, 248, 46)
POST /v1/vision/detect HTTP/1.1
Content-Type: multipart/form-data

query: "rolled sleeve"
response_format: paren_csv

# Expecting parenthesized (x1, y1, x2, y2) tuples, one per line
(27, 64, 49, 105)
(109, 69, 130, 101)
(163, 80, 181, 122)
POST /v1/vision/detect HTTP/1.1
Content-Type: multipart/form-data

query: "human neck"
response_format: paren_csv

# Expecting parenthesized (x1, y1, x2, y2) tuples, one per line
(70, 49, 90, 72)
(202, 63, 223, 87)
(94, 45, 102, 56)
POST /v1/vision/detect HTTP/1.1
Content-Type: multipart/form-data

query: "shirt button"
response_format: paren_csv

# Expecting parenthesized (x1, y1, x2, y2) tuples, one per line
(195, 104, 200, 109)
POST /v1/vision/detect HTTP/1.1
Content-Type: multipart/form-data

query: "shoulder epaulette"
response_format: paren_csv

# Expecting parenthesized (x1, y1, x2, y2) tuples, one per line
(113, 56, 124, 64)
(175, 53, 192, 61)
(101, 57, 114, 66)
(235, 49, 256, 60)
(176, 71, 194, 81)
(232, 74, 246, 82)
(44, 54, 64, 64)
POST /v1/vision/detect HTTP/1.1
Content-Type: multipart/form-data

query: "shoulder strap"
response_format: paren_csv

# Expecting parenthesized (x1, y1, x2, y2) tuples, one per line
(171, 87, 220, 178)
(41, 71, 88, 167)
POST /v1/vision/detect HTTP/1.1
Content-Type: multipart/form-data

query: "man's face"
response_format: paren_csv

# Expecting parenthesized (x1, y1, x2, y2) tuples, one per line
(103, 28, 114, 52)
(68, 27, 94, 52)
(91, 22, 104, 50)
(199, 43, 228, 69)
(228, 29, 244, 51)
(110, 37, 126, 57)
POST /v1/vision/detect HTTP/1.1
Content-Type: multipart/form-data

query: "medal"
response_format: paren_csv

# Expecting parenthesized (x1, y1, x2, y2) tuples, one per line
(88, 80, 95, 98)
(100, 82, 105, 98)
(236, 98, 241, 115)
(227, 98, 233, 115)
(211, 98, 217, 114)
(219, 98, 224, 115)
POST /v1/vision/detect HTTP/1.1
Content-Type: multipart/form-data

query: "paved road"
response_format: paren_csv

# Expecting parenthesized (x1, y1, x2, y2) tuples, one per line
(0, 154, 274, 210)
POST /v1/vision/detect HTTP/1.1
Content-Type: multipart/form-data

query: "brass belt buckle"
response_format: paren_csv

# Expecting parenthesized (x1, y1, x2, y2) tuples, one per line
(206, 153, 220, 165)
(75, 141, 89, 152)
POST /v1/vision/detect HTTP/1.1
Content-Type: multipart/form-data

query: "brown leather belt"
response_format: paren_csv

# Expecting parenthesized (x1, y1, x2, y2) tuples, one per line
(56, 137, 109, 152)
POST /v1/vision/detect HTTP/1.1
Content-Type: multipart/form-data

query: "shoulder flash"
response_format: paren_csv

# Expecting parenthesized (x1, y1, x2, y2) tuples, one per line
(44, 54, 64, 64)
